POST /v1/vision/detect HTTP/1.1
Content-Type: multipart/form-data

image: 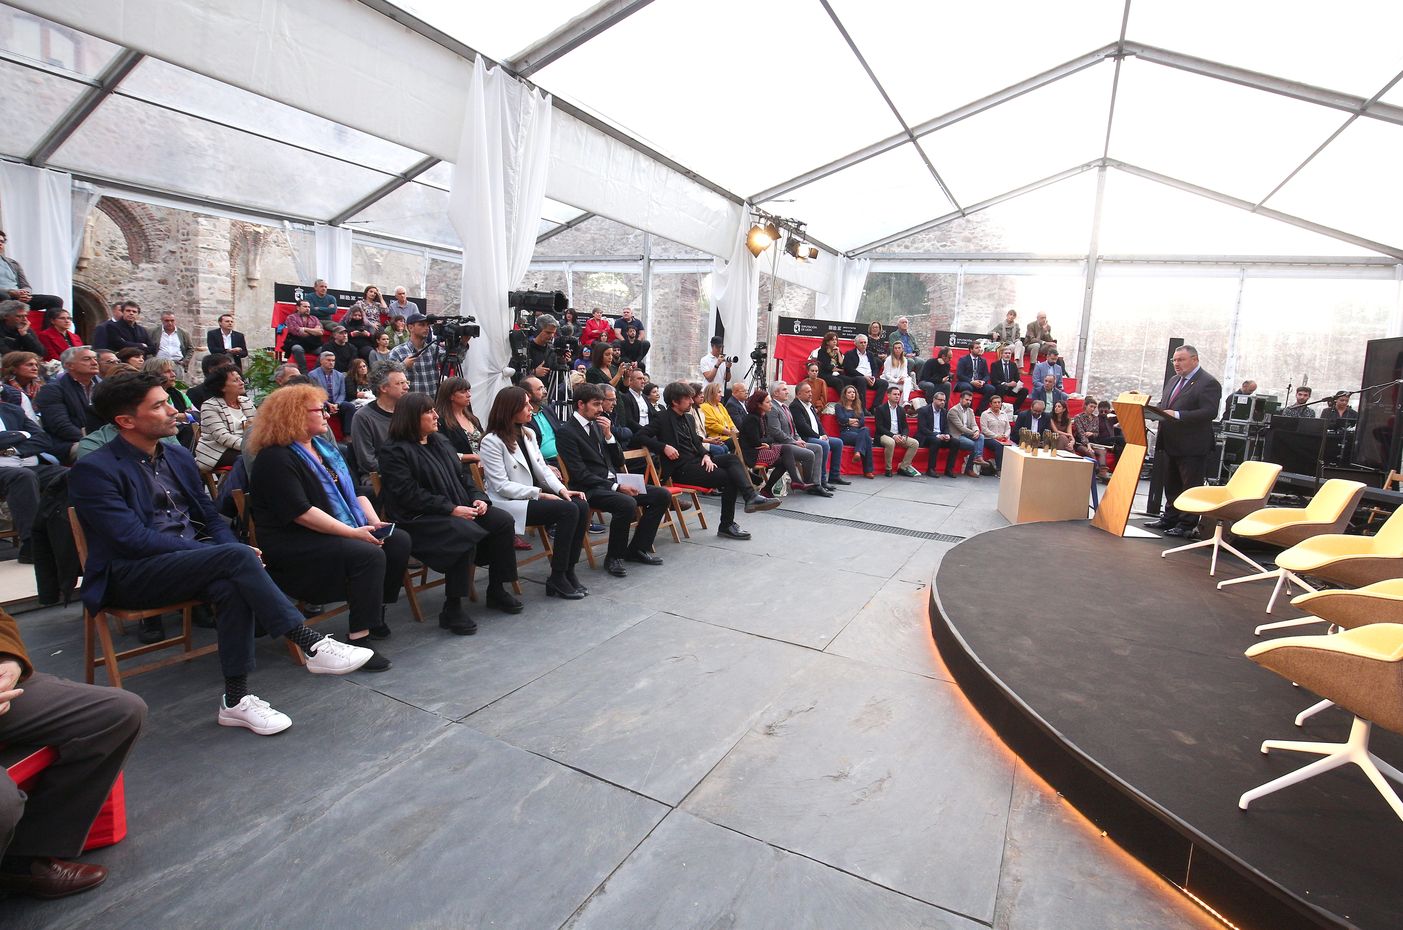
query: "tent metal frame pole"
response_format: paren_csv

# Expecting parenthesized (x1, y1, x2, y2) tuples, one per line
(1074, 166, 1108, 386)
(537, 212, 597, 244)
(329, 156, 440, 226)
(508, 0, 658, 78)
(27, 49, 144, 167)
(1222, 267, 1248, 394)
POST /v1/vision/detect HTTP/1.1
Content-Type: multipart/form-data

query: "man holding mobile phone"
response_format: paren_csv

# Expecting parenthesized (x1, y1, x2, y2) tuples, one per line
(387, 313, 441, 395)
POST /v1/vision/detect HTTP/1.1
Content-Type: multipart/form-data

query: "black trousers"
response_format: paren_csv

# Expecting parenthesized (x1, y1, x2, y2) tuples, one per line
(995, 385, 1028, 410)
(402, 508, 515, 598)
(263, 530, 411, 635)
(104, 544, 307, 677)
(587, 485, 670, 559)
(526, 497, 589, 574)
(823, 374, 868, 409)
(23, 294, 63, 313)
(0, 672, 146, 859)
(0, 462, 65, 542)
(673, 451, 750, 526)
(922, 436, 955, 474)
(1162, 453, 1207, 529)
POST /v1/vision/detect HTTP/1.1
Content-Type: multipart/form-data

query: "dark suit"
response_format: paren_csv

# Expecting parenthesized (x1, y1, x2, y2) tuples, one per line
(1013, 409, 1053, 436)
(555, 413, 668, 559)
(790, 398, 843, 480)
(91, 318, 156, 355)
(989, 359, 1028, 410)
(1158, 366, 1223, 531)
(916, 404, 956, 475)
(841, 349, 887, 411)
(206, 327, 249, 371)
(0, 403, 65, 545)
(640, 408, 754, 528)
(35, 373, 101, 448)
(724, 395, 748, 427)
(955, 353, 997, 408)
(67, 435, 309, 677)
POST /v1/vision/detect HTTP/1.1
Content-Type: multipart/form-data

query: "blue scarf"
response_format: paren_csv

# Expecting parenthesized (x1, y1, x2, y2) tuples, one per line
(291, 436, 366, 528)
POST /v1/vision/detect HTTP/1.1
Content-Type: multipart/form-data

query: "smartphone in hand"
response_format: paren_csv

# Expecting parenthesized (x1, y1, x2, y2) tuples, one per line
(371, 523, 396, 540)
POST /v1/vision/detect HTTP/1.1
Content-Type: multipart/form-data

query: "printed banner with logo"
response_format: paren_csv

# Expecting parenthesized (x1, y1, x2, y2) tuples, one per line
(773, 315, 876, 383)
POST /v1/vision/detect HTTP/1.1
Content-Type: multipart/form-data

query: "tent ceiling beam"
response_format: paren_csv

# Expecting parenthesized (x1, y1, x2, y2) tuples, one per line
(1123, 42, 1403, 126)
(27, 48, 144, 167)
(329, 156, 440, 226)
(848, 161, 1104, 256)
(817, 0, 961, 212)
(507, 0, 658, 78)
(1100, 0, 1132, 160)
(536, 212, 597, 244)
(862, 252, 1399, 267)
(750, 43, 1120, 205)
(1107, 159, 1403, 260)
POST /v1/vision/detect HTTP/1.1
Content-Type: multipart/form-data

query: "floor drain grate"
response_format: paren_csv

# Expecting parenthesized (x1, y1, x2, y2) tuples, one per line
(695, 496, 964, 542)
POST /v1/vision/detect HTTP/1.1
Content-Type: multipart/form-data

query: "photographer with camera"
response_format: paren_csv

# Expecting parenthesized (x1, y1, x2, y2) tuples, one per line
(700, 337, 735, 390)
(387, 313, 444, 395)
(512, 314, 568, 385)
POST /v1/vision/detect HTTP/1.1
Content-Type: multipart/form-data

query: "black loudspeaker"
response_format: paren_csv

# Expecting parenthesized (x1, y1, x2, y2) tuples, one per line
(1163, 337, 1184, 393)
(1354, 336, 1403, 472)
(1265, 414, 1327, 478)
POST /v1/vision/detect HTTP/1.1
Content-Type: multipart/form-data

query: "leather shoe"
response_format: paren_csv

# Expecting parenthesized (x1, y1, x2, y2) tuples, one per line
(138, 617, 165, 645)
(565, 570, 588, 595)
(829, 476, 852, 485)
(545, 577, 587, 599)
(1162, 526, 1190, 537)
(625, 550, 663, 566)
(1144, 520, 1173, 530)
(806, 486, 834, 497)
(606, 558, 629, 577)
(745, 495, 781, 513)
(484, 588, 524, 614)
(0, 858, 108, 899)
(718, 522, 751, 540)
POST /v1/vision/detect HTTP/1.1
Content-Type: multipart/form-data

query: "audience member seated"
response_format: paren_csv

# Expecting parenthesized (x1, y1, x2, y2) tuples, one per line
(954, 340, 997, 410)
(1048, 400, 1075, 451)
(0, 229, 64, 313)
(308, 350, 346, 426)
(737, 389, 808, 497)
(37, 307, 83, 362)
(305, 279, 339, 321)
(143, 357, 196, 448)
(70, 372, 373, 732)
(0, 607, 145, 900)
(614, 309, 649, 370)
(148, 312, 194, 372)
(91, 302, 155, 357)
(835, 384, 876, 479)
(384, 314, 408, 347)
(206, 313, 247, 371)
(282, 299, 325, 371)
(116, 348, 145, 371)
(368, 331, 395, 367)
(379, 393, 521, 629)
(194, 367, 255, 473)
(557, 382, 673, 574)
(1024, 311, 1053, 369)
(344, 358, 372, 415)
(948, 390, 988, 476)
(433, 376, 481, 466)
(1095, 399, 1125, 460)
(801, 360, 829, 409)
(1013, 397, 1053, 437)
(790, 379, 848, 486)
(350, 361, 409, 484)
(765, 381, 830, 495)
(989, 309, 1022, 362)
(1031, 373, 1067, 410)
(247, 384, 410, 670)
(323, 326, 355, 372)
(917, 347, 954, 407)
(723, 380, 748, 428)
(585, 342, 625, 388)
(480, 386, 591, 600)
(873, 386, 920, 478)
(698, 381, 740, 456)
(643, 382, 663, 419)
(881, 342, 914, 406)
(989, 346, 1028, 410)
(979, 394, 1015, 476)
(580, 307, 618, 349)
(0, 400, 65, 564)
(891, 316, 919, 359)
(386, 287, 418, 319)
(348, 286, 387, 330)
(842, 334, 887, 413)
(1072, 395, 1110, 480)
(615, 367, 650, 447)
(916, 392, 957, 478)
(519, 376, 563, 467)
(272, 363, 305, 388)
(2, 351, 41, 419)
(0, 301, 42, 357)
(95, 350, 119, 380)
(1031, 345, 1066, 392)
(865, 320, 890, 359)
(815, 331, 862, 408)
(36, 346, 101, 459)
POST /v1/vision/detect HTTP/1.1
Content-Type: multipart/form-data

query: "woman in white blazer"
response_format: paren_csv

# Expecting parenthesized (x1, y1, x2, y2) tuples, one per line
(479, 385, 592, 599)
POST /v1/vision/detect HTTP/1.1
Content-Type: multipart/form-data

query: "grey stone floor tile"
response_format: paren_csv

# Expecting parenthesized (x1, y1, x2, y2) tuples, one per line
(992, 763, 1220, 930)
(683, 654, 1017, 923)
(693, 519, 926, 580)
(359, 594, 655, 719)
(874, 474, 978, 507)
(566, 810, 984, 930)
(845, 494, 959, 534)
(895, 539, 956, 584)
(465, 613, 817, 803)
(825, 579, 952, 682)
(936, 503, 1013, 538)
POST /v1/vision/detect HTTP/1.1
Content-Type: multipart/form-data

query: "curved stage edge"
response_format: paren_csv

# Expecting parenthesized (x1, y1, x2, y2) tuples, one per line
(930, 521, 1399, 930)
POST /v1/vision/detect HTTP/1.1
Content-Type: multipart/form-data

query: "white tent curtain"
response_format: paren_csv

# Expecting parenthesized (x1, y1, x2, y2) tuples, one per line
(0, 162, 74, 302)
(816, 257, 872, 323)
(711, 208, 761, 356)
(450, 57, 553, 412)
(69, 181, 101, 264)
(313, 224, 353, 287)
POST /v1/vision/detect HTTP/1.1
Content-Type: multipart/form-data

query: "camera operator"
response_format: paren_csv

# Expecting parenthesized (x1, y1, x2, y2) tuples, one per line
(699, 336, 735, 390)
(387, 312, 444, 395)
(512, 314, 569, 385)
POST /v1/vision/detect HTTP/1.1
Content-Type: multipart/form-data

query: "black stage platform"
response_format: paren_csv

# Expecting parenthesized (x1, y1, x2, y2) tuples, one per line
(930, 521, 1401, 930)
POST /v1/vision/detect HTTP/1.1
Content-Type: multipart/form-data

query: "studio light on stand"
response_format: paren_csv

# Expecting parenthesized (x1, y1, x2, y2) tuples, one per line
(742, 210, 818, 388)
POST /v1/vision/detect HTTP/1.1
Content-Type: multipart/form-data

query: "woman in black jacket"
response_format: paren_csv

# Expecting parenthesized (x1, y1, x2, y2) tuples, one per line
(246, 384, 410, 670)
(736, 389, 803, 499)
(377, 393, 520, 634)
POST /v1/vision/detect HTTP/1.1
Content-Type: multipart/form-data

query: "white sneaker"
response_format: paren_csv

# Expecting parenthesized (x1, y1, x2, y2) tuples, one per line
(303, 634, 373, 675)
(218, 694, 292, 736)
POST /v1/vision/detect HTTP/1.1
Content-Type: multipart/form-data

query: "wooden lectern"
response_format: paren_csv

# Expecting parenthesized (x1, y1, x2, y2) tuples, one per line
(1091, 391, 1151, 536)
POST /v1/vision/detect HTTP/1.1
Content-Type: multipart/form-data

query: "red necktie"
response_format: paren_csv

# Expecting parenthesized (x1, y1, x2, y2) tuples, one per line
(1168, 377, 1187, 406)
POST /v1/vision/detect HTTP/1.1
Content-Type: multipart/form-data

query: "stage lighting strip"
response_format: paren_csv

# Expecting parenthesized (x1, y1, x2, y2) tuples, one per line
(692, 496, 963, 542)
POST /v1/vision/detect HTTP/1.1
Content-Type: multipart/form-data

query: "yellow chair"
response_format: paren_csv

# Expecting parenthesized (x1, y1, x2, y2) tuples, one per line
(1161, 461, 1281, 576)
(1282, 579, 1403, 727)
(1238, 623, 1403, 821)
(1215, 479, 1365, 612)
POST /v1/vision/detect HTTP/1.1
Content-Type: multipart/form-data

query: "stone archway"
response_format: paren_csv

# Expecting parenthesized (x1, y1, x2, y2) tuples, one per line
(71, 283, 107, 343)
(95, 198, 166, 265)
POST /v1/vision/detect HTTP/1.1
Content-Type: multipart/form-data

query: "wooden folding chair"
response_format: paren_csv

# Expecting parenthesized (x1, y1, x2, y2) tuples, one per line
(465, 462, 537, 594)
(639, 452, 708, 539)
(556, 458, 601, 569)
(621, 448, 680, 543)
(68, 508, 214, 688)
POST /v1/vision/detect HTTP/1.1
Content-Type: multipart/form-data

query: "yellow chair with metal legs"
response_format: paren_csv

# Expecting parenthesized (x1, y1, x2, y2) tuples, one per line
(1161, 461, 1281, 576)
(1239, 623, 1403, 821)
(1215, 478, 1366, 612)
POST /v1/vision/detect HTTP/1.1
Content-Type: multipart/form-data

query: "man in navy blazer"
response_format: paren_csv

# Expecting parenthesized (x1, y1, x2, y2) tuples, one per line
(915, 393, 957, 476)
(68, 371, 373, 735)
(1146, 345, 1223, 537)
(954, 341, 998, 410)
(34, 346, 102, 456)
(206, 314, 248, 371)
(0, 402, 65, 561)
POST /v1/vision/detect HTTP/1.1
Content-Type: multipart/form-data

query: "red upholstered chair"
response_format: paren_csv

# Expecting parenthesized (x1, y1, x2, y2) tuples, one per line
(4, 747, 127, 850)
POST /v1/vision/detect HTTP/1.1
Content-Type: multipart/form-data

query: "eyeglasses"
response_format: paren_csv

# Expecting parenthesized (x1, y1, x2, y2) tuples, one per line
(307, 406, 330, 416)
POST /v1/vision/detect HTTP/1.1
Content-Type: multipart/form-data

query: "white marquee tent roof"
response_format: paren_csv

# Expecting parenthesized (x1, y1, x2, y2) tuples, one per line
(5, 0, 1403, 262)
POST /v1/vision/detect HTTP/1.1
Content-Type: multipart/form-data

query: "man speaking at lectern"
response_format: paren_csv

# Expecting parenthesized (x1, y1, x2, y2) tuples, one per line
(1146, 345, 1222, 538)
